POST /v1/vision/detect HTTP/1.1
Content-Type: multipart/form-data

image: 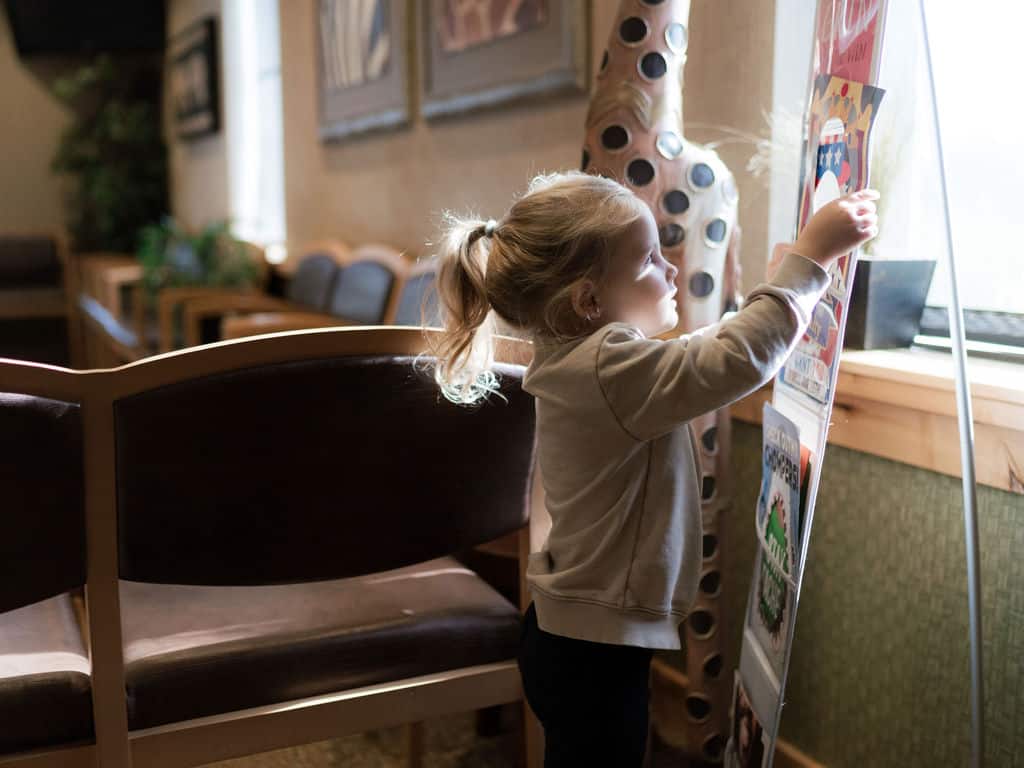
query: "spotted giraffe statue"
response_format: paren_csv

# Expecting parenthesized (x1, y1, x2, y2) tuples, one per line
(581, 0, 741, 761)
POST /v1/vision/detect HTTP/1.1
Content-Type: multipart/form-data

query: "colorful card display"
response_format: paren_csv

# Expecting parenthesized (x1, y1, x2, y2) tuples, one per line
(782, 74, 885, 405)
(732, 3, 889, 763)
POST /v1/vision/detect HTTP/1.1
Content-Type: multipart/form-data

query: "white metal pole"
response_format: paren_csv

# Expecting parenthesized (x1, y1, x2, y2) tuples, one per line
(918, 2, 984, 765)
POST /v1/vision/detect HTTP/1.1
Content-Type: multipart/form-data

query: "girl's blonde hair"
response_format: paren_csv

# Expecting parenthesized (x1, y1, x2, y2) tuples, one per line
(429, 171, 646, 405)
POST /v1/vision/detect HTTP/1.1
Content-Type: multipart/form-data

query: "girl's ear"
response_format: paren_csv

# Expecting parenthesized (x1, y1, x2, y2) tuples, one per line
(570, 279, 600, 320)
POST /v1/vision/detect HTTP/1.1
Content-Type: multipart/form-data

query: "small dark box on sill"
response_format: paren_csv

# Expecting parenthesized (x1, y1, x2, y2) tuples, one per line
(844, 259, 937, 350)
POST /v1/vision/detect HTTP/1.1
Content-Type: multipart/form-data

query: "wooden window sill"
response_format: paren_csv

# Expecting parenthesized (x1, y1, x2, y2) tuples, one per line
(730, 348, 1024, 495)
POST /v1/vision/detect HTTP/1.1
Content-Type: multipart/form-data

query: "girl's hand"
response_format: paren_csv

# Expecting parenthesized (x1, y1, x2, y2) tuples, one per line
(793, 189, 879, 269)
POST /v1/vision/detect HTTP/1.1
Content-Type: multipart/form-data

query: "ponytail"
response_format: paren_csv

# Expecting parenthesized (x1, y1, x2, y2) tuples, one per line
(425, 172, 646, 406)
(429, 212, 502, 406)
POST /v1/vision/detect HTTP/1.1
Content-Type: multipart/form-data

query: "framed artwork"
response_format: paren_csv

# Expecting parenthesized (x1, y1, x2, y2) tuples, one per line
(420, 0, 588, 119)
(170, 18, 220, 141)
(317, 0, 410, 140)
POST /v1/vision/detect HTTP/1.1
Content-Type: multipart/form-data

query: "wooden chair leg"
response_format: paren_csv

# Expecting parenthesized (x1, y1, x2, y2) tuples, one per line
(522, 699, 544, 768)
(406, 721, 425, 768)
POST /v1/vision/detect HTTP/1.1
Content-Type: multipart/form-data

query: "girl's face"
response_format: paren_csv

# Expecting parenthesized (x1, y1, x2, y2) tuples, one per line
(594, 207, 679, 337)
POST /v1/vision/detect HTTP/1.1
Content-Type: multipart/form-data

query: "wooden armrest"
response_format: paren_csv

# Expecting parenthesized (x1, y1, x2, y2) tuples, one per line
(180, 293, 296, 348)
(475, 531, 521, 559)
(221, 311, 346, 340)
(156, 286, 269, 352)
(77, 254, 141, 314)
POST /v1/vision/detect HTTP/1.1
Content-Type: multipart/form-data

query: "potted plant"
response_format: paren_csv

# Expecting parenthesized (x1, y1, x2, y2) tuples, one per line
(51, 55, 167, 253)
(136, 217, 260, 347)
(137, 217, 258, 298)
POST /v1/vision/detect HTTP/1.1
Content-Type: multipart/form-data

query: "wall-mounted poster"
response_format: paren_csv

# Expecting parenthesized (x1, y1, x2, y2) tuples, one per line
(170, 18, 219, 140)
(317, 0, 410, 140)
(421, 0, 587, 118)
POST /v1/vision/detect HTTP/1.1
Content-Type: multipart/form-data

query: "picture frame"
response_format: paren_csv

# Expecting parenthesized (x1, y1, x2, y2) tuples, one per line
(169, 17, 220, 141)
(420, 0, 588, 119)
(317, 0, 410, 141)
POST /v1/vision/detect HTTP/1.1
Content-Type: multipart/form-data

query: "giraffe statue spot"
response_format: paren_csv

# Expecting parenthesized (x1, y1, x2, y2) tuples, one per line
(666, 22, 688, 53)
(700, 570, 721, 595)
(626, 158, 655, 187)
(601, 125, 629, 150)
(663, 189, 689, 214)
(659, 223, 684, 248)
(685, 695, 712, 722)
(656, 130, 684, 159)
(689, 610, 715, 637)
(705, 218, 727, 244)
(702, 735, 725, 761)
(703, 653, 723, 679)
(619, 17, 648, 45)
(689, 162, 715, 189)
(690, 271, 715, 299)
(703, 533, 718, 558)
(640, 52, 667, 80)
(701, 474, 716, 500)
(701, 425, 718, 453)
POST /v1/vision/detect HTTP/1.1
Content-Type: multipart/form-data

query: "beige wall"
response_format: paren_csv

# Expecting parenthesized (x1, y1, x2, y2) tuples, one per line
(166, 0, 230, 230)
(0, 10, 71, 236)
(688, 1, 776, 286)
(279, 0, 775, 284)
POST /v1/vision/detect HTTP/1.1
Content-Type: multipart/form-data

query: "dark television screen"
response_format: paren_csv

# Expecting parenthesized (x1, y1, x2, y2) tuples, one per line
(4, 0, 165, 56)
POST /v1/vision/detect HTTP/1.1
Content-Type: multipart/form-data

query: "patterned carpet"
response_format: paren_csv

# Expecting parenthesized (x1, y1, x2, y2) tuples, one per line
(204, 708, 520, 768)
(201, 705, 689, 767)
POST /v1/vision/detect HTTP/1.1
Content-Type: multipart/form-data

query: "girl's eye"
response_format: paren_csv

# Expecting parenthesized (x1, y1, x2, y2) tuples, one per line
(646, 253, 654, 265)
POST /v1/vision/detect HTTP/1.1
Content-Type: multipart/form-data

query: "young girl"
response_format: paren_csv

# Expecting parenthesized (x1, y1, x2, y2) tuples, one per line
(429, 171, 878, 766)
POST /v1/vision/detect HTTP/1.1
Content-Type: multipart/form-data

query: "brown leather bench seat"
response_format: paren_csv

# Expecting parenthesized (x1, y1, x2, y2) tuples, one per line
(0, 596, 94, 754)
(120, 556, 520, 730)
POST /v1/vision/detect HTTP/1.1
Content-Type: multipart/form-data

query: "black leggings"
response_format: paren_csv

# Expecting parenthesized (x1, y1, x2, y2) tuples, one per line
(517, 602, 654, 767)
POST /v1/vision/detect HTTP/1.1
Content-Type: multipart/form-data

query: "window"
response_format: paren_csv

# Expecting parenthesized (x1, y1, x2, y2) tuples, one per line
(222, 0, 287, 262)
(771, 1, 1023, 352)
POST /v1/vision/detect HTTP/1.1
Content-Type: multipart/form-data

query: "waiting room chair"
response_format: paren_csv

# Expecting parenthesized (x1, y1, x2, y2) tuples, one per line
(0, 235, 79, 366)
(208, 243, 408, 342)
(0, 326, 541, 767)
(0, 371, 94, 766)
(178, 239, 353, 347)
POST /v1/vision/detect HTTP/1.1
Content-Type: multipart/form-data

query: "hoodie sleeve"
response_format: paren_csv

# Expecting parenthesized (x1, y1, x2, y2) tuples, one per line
(596, 251, 831, 441)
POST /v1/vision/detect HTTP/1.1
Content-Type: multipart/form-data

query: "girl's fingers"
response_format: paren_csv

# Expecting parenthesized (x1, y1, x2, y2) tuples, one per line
(850, 188, 880, 200)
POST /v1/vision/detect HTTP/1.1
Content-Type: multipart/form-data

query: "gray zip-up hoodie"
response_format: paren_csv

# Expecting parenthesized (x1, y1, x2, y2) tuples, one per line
(522, 251, 831, 649)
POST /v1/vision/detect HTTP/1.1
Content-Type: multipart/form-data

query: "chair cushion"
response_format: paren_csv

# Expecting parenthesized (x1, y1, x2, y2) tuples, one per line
(0, 596, 93, 755)
(394, 272, 439, 327)
(286, 254, 340, 311)
(120, 557, 521, 730)
(327, 261, 394, 325)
